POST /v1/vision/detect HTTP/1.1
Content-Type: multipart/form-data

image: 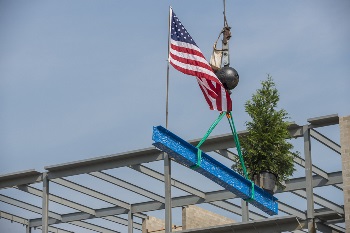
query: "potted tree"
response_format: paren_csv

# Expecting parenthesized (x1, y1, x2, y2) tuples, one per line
(232, 75, 298, 194)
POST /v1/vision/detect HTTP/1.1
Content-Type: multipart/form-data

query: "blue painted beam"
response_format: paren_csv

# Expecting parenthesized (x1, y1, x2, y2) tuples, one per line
(152, 126, 278, 216)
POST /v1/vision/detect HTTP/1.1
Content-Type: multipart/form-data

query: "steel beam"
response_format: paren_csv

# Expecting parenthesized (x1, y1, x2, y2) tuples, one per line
(0, 210, 28, 225)
(307, 114, 339, 128)
(29, 205, 128, 227)
(278, 201, 305, 219)
(17, 185, 96, 215)
(0, 196, 103, 232)
(0, 194, 61, 220)
(0, 169, 42, 189)
(19, 185, 141, 230)
(51, 178, 145, 219)
(130, 164, 206, 199)
(315, 221, 346, 233)
(89, 171, 164, 203)
(282, 171, 342, 192)
(292, 190, 344, 215)
(30, 204, 142, 230)
(45, 148, 164, 179)
(37, 226, 73, 233)
(68, 221, 119, 233)
(210, 200, 265, 220)
(51, 178, 130, 210)
(310, 129, 341, 154)
(153, 126, 278, 215)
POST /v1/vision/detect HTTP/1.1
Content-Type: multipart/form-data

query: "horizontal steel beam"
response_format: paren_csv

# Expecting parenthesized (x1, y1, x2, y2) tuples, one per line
(307, 114, 339, 128)
(0, 210, 28, 225)
(17, 185, 96, 215)
(210, 200, 266, 220)
(292, 190, 344, 215)
(0, 194, 62, 220)
(0, 210, 73, 233)
(51, 178, 131, 210)
(89, 171, 164, 203)
(51, 178, 147, 219)
(282, 171, 342, 192)
(45, 148, 164, 179)
(68, 221, 120, 233)
(130, 164, 206, 199)
(0, 196, 114, 233)
(315, 221, 346, 233)
(17, 185, 142, 230)
(0, 169, 42, 189)
(29, 205, 128, 227)
(46, 226, 74, 233)
(152, 126, 278, 215)
(30, 210, 142, 230)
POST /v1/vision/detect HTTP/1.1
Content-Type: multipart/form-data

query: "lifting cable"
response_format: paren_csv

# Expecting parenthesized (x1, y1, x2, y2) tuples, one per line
(191, 111, 255, 201)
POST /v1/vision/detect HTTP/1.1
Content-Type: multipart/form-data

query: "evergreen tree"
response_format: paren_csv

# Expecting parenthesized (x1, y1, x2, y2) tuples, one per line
(233, 75, 297, 189)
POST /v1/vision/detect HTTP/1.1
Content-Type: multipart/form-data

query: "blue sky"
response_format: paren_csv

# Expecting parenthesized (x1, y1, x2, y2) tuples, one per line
(0, 1, 349, 232)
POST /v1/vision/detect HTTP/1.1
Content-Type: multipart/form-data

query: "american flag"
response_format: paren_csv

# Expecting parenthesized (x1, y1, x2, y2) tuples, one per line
(168, 8, 232, 112)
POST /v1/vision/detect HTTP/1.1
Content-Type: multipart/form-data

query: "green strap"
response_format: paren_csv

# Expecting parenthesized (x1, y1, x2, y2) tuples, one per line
(191, 112, 225, 170)
(244, 180, 255, 202)
(226, 112, 255, 201)
(226, 112, 248, 179)
(190, 148, 202, 169)
(196, 112, 225, 148)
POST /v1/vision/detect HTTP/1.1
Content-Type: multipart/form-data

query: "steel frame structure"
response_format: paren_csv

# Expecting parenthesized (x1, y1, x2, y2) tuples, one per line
(0, 114, 345, 233)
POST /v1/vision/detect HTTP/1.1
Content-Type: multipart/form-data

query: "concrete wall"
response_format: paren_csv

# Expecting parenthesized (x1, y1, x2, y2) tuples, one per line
(182, 205, 235, 230)
(142, 205, 235, 232)
(142, 216, 182, 233)
(340, 115, 350, 232)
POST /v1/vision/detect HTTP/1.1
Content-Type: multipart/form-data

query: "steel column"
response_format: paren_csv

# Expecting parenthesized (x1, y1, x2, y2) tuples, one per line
(26, 226, 31, 233)
(304, 125, 315, 233)
(164, 153, 172, 232)
(128, 210, 133, 233)
(241, 200, 249, 222)
(42, 172, 49, 233)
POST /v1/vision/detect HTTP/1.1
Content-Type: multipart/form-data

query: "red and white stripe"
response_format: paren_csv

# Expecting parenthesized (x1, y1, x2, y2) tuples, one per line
(169, 39, 232, 112)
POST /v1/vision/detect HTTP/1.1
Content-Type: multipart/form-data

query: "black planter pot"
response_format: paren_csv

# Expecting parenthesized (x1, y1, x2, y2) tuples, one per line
(253, 171, 277, 194)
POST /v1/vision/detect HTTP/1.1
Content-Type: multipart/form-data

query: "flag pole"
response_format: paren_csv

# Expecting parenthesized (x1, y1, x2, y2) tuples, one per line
(164, 6, 173, 233)
(166, 7, 171, 129)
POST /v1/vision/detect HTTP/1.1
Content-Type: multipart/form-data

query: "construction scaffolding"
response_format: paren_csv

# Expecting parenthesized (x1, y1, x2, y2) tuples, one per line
(0, 114, 346, 233)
